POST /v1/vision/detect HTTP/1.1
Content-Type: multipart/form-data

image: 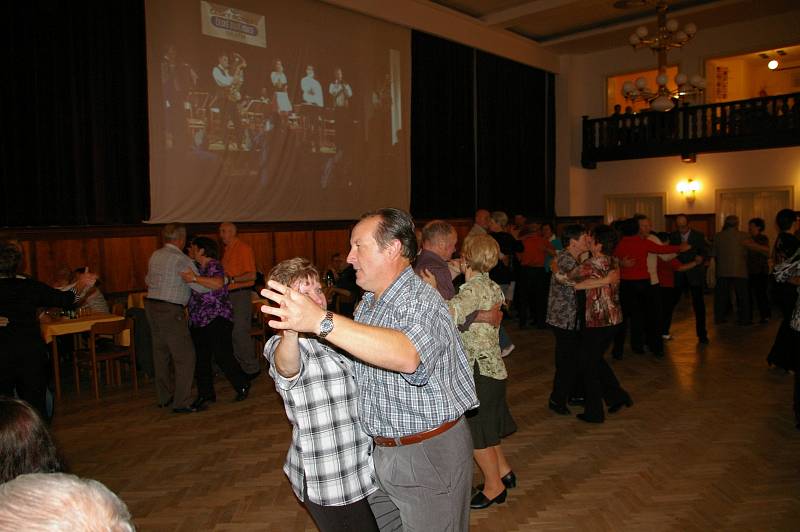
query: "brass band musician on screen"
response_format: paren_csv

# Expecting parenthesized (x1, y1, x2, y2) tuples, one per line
(270, 59, 292, 113)
(300, 65, 324, 152)
(212, 52, 246, 150)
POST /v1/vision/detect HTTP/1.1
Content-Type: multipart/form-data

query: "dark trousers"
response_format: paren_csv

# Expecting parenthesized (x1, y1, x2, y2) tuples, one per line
(661, 286, 677, 335)
(0, 350, 48, 418)
(615, 279, 661, 354)
(714, 277, 750, 324)
(191, 317, 247, 398)
(579, 326, 627, 421)
(768, 283, 799, 371)
(550, 327, 580, 407)
(674, 283, 708, 339)
(145, 300, 196, 409)
(749, 273, 771, 322)
(303, 478, 379, 532)
(517, 266, 548, 327)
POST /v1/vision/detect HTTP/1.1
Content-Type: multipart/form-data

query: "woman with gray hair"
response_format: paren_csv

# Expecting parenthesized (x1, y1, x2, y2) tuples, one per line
(0, 473, 135, 531)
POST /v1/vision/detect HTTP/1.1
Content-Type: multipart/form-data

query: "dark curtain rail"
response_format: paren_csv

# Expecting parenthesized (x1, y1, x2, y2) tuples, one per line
(582, 92, 800, 168)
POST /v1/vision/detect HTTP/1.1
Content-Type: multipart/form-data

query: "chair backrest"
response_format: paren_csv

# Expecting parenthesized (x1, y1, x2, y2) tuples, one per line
(111, 303, 125, 316)
(91, 318, 133, 337)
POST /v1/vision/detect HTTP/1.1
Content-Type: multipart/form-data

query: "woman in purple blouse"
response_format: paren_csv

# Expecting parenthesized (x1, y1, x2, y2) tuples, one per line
(181, 237, 250, 409)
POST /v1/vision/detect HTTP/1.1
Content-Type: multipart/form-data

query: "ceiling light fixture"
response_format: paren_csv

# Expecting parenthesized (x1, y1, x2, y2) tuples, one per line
(618, 1, 705, 112)
(768, 59, 779, 70)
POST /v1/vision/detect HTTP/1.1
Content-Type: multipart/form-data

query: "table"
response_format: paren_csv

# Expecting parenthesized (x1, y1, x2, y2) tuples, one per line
(41, 314, 126, 399)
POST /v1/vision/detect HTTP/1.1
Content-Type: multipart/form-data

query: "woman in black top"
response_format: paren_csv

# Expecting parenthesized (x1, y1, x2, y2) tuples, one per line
(0, 243, 96, 417)
(767, 209, 800, 371)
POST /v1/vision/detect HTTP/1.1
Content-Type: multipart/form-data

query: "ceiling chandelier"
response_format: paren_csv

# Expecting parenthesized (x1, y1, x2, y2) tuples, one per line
(617, 0, 706, 112)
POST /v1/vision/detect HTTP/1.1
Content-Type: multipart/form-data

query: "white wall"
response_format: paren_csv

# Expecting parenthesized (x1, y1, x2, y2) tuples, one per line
(557, 9, 800, 217)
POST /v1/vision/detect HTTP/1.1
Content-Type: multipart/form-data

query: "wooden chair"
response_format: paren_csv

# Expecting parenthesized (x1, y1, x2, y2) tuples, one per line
(73, 319, 137, 400)
(111, 302, 125, 316)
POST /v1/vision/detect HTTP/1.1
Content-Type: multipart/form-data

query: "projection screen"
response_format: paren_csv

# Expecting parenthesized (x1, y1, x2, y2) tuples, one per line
(144, 0, 410, 222)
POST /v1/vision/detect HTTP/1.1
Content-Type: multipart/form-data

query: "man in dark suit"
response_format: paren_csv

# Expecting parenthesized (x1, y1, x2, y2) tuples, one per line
(670, 214, 709, 344)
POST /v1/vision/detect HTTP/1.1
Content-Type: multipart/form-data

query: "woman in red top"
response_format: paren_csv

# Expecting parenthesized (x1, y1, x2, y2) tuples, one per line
(613, 218, 689, 358)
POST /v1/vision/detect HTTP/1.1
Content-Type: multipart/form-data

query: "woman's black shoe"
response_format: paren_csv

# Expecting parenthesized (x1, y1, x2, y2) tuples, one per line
(548, 399, 570, 416)
(191, 396, 216, 410)
(608, 395, 633, 414)
(576, 413, 604, 423)
(470, 489, 507, 509)
(476, 471, 517, 492)
(235, 382, 251, 402)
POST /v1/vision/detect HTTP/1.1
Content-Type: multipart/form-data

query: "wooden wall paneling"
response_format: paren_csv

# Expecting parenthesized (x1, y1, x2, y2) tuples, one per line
(34, 238, 101, 285)
(313, 229, 352, 270)
(239, 232, 274, 274)
(19, 240, 35, 277)
(100, 236, 159, 294)
(273, 231, 314, 265)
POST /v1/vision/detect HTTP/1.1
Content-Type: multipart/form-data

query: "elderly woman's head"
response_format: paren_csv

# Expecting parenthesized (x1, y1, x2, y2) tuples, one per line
(0, 244, 22, 278)
(268, 258, 326, 309)
(489, 211, 508, 232)
(0, 398, 62, 484)
(462, 234, 500, 273)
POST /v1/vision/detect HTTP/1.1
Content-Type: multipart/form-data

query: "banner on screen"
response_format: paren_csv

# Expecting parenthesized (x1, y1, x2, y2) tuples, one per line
(200, 1, 266, 48)
(145, 0, 410, 222)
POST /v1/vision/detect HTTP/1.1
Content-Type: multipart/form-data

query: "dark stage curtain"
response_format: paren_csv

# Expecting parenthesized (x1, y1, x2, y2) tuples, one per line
(410, 32, 555, 220)
(1, 1, 149, 227)
(410, 32, 475, 220)
(476, 51, 555, 219)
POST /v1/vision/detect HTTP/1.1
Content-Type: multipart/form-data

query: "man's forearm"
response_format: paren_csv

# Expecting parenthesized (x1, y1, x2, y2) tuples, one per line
(325, 315, 420, 373)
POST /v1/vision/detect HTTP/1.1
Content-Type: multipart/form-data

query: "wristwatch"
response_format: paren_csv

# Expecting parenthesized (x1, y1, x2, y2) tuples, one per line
(318, 311, 334, 338)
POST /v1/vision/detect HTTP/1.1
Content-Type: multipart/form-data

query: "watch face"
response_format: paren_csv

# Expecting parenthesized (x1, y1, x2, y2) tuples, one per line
(319, 313, 334, 337)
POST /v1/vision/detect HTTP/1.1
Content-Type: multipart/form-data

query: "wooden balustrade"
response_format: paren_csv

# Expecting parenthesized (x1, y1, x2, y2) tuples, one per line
(582, 92, 800, 168)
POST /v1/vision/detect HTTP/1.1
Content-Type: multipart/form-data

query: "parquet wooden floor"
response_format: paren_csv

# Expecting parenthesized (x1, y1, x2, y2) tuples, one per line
(50, 298, 800, 531)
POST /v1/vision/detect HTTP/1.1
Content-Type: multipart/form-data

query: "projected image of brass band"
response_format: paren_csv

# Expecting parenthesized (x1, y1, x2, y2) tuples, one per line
(145, 0, 409, 223)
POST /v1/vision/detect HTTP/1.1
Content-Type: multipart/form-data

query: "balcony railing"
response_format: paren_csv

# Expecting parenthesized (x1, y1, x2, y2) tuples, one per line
(581, 92, 800, 168)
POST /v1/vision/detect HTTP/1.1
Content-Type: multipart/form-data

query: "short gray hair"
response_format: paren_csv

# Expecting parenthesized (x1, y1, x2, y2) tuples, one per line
(490, 211, 508, 228)
(421, 220, 455, 245)
(162, 223, 186, 243)
(0, 473, 135, 531)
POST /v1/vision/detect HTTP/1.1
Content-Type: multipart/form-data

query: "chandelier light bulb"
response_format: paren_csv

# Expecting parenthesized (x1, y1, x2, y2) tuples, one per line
(635, 77, 648, 90)
(666, 19, 679, 32)
(622, 80, 635, 95)
(650, 94, 675, 112)
(689, 74, 705, 87)
(656, 73, 669, 86)
(636, 26, 648, 38)
(768, 59, 779, 70)
(684, 22, 697, 35)
(674, 30, 688, 43)
(629, 33, 641, 45)
(675, 72, 688, 86)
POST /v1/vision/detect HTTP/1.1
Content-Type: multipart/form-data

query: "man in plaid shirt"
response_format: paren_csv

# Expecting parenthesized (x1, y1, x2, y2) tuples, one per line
(262, 208, 478, 531)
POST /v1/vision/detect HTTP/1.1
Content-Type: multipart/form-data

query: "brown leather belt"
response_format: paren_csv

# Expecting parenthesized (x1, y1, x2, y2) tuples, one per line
(373, 417, 461, 447)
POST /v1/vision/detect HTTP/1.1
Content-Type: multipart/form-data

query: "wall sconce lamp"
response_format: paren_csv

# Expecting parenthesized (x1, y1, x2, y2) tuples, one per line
(677, 178, 700, 204)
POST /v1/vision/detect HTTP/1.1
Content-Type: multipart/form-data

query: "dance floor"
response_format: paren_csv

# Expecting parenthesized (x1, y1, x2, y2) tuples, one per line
(50, 298, 800, 531)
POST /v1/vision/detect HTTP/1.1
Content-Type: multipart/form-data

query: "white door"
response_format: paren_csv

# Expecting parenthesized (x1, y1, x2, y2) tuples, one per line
(605, 194, 666, 231)
(716, 187, 793, 243)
